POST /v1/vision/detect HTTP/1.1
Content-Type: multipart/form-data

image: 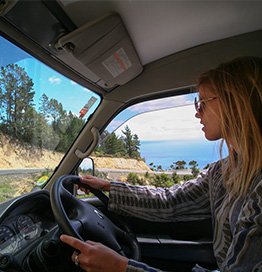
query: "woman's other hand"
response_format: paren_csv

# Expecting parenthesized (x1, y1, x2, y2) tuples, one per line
(60, 235, 128, 272)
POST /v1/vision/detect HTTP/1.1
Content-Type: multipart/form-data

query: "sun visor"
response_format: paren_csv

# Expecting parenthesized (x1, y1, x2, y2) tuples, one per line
(55, 13, 143, 90)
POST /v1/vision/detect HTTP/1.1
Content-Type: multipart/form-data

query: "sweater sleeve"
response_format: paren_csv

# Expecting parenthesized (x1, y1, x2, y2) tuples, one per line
(126, 260, 218, 272)
(126, 259, 162, 272)
(108, 171, 212, 222)
(223, 176, 262, 272)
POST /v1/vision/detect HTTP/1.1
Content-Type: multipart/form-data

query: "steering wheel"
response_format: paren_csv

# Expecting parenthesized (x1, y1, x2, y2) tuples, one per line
(50, 175, 140, 260)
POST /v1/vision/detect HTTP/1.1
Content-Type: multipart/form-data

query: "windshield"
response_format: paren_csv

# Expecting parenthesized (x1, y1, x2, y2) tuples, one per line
(0, 36, 101, 203)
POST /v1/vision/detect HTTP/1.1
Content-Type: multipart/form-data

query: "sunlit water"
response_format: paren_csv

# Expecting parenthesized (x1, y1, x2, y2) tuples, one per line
(140, 139, 227, 170)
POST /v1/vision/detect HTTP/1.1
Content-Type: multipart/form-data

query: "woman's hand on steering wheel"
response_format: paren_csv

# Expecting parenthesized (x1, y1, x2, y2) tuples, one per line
(78, 175, 111, 193)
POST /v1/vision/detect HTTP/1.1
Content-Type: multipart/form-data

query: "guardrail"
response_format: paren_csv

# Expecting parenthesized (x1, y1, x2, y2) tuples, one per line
(96, 168, 193, 181)
(0, 168, 46, 176)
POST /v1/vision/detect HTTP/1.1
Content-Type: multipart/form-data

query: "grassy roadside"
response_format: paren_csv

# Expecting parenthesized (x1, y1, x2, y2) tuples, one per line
(0, 174, 39, 203)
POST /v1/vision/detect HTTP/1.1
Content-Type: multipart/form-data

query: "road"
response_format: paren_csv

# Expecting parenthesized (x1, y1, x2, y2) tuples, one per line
(0, 168, 46, 176)
(0, 168, 193, 177)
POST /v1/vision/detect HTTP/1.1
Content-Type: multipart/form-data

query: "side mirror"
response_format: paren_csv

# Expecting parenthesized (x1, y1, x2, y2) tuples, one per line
(78, 157, 95, 176)
(75, 157, 95, 196)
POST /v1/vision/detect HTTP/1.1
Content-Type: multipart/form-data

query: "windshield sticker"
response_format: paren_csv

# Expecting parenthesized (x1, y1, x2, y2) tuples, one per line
(79, 96, 98, 118)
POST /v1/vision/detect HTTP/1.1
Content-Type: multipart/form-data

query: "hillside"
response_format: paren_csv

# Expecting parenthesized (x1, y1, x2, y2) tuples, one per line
(0, 134, 62, 169)
(0, 134, 150, 171)
(93, 156, 150, 171)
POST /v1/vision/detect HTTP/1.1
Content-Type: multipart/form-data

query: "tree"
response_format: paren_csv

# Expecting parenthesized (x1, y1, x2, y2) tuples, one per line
(39, 95, 67, 131)
(189, 160, 198, 168)
(189, 160, 200, 177)
(156, 165, 163, 171)
(94, 130, 110, 155)
(0, 65, 86, 152)
(56, 111, 85, 152)
(94, 131, 126, 156)
(49, 99, 66, 124)
(174, 160, 186, 169)
(93, 126, 142, 159)
(122, 126, 141, 159)
(39, 94, 77, 152)
(31, 110, 60, 150)
(0, 64, 35, 141)
(149, 162, 155, 171)
(101, 132, 125, 156)
(204, 163, 210, 169)
(169, 164, 175, 170)
(39, 94, 50, 119)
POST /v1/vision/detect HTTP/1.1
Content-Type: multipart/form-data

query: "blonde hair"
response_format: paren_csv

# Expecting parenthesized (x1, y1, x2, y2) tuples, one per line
(198, 56, 262, 196)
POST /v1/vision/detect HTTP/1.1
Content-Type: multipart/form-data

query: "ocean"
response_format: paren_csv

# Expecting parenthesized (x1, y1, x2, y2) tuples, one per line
(140, 139, 227, 170)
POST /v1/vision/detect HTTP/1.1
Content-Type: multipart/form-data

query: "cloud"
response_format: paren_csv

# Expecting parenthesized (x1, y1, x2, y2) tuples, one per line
(115, 105, 203, 141)
(129, 94, 194, 113)
(48, 76, 62, 85)
(83, 88, 91, 93)
(107, 120, 125, 133)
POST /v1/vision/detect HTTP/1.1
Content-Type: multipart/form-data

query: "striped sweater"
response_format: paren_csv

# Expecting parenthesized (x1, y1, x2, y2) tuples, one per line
(108, 161, 262, 272)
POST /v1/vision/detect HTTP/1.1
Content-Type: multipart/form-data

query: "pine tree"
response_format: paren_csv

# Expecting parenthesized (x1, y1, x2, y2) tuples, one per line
(122, 126, 141, 159)
(0, 64, 35, 141)
(101, 132, 125, 156)
(56, 111, 85, 152)
(39, 94, 50, 119)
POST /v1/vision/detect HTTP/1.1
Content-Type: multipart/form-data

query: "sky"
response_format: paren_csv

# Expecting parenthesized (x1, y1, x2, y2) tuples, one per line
(18, 58, 101, 118)
(117, 105, 202, 141)
(107, 93, 204, 142)
(0, 36, 100, 120)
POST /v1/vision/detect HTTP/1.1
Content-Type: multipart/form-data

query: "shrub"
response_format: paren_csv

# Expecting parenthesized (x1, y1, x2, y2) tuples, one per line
(127, 172, 144, 185)
(151, 173, 174, 188)
(183, 174, 194, 181)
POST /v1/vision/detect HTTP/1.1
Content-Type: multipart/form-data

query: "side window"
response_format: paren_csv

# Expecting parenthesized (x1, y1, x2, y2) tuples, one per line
(92, 92, 225, 188)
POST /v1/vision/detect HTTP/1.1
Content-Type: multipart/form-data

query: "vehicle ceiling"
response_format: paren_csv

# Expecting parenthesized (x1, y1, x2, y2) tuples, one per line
(0, 0, 262, 102)
(61, 0, 262, 100)
(60, 0, 262, 66)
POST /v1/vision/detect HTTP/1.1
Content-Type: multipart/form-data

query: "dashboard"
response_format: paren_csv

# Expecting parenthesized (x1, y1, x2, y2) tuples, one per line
(0, 180, 128, 272)
(0, 190, 65, 272)
(0, 213, 54, 255)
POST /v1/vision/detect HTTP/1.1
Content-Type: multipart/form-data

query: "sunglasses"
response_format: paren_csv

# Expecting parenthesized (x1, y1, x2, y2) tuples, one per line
(194, 97, 217, 114)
